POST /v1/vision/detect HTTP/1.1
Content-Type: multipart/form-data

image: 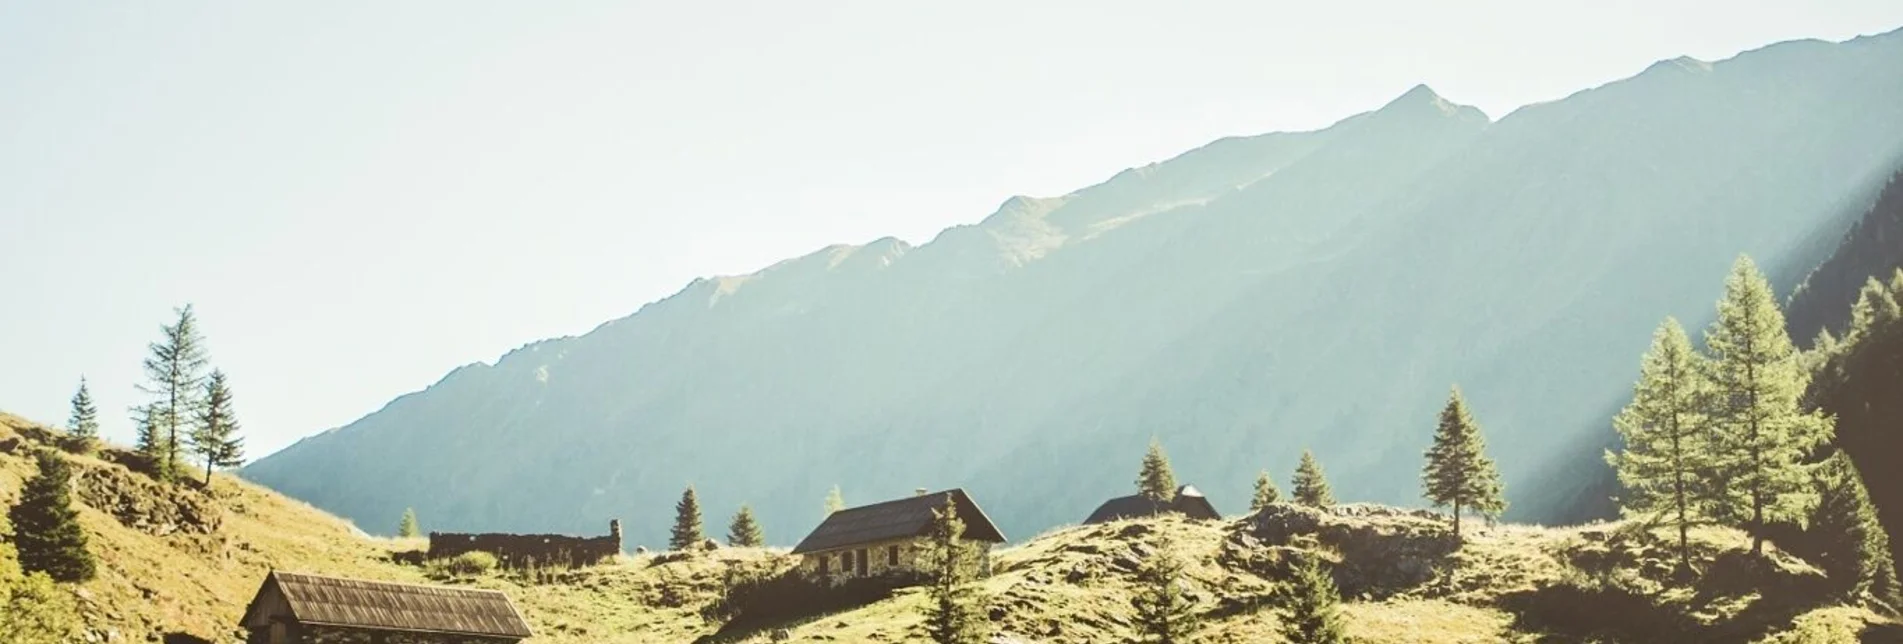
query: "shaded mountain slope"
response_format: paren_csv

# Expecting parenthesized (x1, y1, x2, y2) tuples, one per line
(246, 29, 1903, 549)
(1790, 168, 1903, 344)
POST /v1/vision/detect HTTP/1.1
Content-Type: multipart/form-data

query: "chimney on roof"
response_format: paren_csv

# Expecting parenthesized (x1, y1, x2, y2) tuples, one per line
(915, 488, 928, 497)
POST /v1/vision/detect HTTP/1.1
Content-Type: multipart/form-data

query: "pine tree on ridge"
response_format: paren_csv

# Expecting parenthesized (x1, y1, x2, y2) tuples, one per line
(1422, 386, 1507, 536)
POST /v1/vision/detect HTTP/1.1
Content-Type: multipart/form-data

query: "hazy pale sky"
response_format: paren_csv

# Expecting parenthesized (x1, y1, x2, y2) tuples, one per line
(3, 1, 1899, 457)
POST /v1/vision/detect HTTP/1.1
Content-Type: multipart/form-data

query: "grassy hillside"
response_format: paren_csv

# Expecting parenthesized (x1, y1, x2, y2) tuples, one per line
(3, 410, 1899, 642)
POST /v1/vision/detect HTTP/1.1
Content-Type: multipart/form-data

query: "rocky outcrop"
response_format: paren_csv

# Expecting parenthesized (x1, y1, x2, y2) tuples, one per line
(1224, 503, 1457, 599)
(71, 462, 223, 536)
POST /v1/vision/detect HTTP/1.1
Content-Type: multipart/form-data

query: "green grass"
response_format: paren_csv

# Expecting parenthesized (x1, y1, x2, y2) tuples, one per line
(3, 410, 1897, 643)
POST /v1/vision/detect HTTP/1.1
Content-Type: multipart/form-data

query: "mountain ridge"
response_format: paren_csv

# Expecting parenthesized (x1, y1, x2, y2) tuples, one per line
(246, 27, 1903, 550)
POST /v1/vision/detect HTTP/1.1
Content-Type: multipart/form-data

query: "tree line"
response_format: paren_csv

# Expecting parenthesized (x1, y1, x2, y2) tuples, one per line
(1608, 256, 1898, 604)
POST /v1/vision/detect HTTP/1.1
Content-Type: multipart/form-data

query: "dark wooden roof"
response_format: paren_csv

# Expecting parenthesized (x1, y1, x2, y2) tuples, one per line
(792, 488, 1006, 554)
(239, 571, 533, 639)
(1083, 485, 1222, 524)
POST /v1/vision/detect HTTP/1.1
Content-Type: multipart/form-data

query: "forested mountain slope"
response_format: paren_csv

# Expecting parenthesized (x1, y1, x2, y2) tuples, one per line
(245, 29, 1903, 549)
(1791, 168, 1903, 344)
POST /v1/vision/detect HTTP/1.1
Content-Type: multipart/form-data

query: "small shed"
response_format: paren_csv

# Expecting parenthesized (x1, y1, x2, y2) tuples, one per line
(791, 488, 1006, 584)
(1083, 484, 1222, 524)
(238, 570, 534, 643)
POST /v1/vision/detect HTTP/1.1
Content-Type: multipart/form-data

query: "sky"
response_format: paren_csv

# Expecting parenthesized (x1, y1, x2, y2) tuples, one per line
(3, 1, 1900, 458)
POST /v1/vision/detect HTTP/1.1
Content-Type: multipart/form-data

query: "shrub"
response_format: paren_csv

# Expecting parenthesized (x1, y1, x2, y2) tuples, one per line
(428, 551, 498, 579)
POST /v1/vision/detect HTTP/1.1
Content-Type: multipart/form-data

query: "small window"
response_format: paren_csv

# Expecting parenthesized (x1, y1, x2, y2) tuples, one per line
(888, 545, 899, 566)
(819, 555, 830, 575)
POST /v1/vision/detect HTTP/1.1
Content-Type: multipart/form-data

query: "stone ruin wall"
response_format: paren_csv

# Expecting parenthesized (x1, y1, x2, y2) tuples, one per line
(426, 520, 622, 569)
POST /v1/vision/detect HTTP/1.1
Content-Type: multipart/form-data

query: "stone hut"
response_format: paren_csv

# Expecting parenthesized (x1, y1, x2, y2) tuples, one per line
(791, 488, 1006, 584)
(1082, 484, 1221, 524)
(426, 519, 622, 569)
(238, 570, 533, 643)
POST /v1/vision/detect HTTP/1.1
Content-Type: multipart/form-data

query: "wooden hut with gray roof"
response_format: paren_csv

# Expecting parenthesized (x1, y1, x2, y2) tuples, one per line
(791, 488, 1006, 584)
(239, 570, 533, 643)
(1082, 484, 1221, 524)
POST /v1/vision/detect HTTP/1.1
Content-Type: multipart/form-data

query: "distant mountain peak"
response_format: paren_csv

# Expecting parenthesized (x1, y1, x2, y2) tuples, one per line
(1374, 83, 1489, 123)
(1396, 83, 1443, 104)
(1642, 55, 1713, 76)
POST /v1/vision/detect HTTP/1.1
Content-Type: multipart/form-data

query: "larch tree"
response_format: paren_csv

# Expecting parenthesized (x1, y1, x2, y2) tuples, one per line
(138, 305, 210, 484)
(1704, 255, 1832, 555)
(1276, 553, 1348, 644)
(1809, 453, 1900, 605)
(65, 378, 98, 443)
(1292, 450, 1334, 508)
(1131, 535, 1200, 643)
(398, 508, 421, 538)
(1251, 470, 1282, 512)
(1422, 386, 1507, 536)
(670, 485, 705, 551)
(727, 504, 765, 548)
(1607, 317, 1714, 573)
(189, 370, 245, 487)
(919, 494, 987, 644)
(1136, 438, 1178, 503)
(6, 451, 95, 583)
(824, 485, 845, 516)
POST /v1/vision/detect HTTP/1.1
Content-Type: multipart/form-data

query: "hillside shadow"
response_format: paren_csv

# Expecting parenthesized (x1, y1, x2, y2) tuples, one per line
(1860, 623, 1903, 642)
(1504, 548, 1842, 643)
(692, 574, 908, 644)
(1500, 582, 1695, 641)
(1680, 551, 1835, 643)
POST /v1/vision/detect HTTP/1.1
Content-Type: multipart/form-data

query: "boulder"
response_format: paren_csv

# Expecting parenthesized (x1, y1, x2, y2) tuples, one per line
(1227, 503, 1458, 599)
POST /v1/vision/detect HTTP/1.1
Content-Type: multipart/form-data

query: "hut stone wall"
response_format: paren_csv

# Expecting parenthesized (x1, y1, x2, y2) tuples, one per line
(426, 520, 622, 569)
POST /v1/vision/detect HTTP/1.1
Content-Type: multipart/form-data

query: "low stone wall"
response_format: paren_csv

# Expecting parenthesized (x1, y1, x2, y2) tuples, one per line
(427, 520, 622, 569)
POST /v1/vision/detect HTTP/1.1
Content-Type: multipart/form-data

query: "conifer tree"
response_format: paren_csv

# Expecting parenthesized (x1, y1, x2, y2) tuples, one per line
(131, 404, 161, 470)
(919, 494, 987, 644)
(1292, 450, 1334, 508)
(398, 508, 421, 538)
(1136, 438, 1178, 503)
(1276, 554, 1348, 644)
(138, 305, 210, 484)
(1704, 256, 1832, 554)
(65, 378, 98, 442)
(824, 485, 845, 516)
(1848, 276, 1902, 342)
(1608, 317, 1713, 572)
(1809, 453, 1900, 605)
(1423, 386, 1507, 536)
(1132, 536, 1200, 643)
(670, 485, 705, 551)
(1, 541, 80, 644)
(7, 451, 95, 583)
(189, 370, 245, 487)
(727, 504, 765, 547)
(1251, 470, 1282, 512)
